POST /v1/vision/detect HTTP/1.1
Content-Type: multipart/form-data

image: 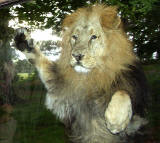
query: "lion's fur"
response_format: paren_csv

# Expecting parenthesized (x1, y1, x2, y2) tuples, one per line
(16, 4, 149, 143)
(41, 4, 149, 143)
(57, 4, 137, 97)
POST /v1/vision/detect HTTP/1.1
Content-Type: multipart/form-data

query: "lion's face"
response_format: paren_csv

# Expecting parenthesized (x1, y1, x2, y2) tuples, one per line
(69, 20, 106, 73)
(61, 5, 136, 74)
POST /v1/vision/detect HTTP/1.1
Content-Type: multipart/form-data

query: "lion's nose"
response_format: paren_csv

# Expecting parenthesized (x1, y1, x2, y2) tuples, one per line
(72, 54, 84, 62)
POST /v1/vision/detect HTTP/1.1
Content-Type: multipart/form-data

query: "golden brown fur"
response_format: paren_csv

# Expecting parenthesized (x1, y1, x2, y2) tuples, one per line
(58, 4, 137, 94)
(14, 4, 149, 143)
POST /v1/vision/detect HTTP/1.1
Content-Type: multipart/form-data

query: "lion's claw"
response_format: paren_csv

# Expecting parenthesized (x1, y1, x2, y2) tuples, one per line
(14, 28, 34, 52)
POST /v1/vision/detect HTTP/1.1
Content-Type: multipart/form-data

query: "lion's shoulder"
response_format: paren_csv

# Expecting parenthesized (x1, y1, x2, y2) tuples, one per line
(111, 62, 150, 116)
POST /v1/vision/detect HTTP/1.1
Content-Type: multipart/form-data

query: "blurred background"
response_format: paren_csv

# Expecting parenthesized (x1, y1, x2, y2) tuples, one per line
(0, 0, 160, 143)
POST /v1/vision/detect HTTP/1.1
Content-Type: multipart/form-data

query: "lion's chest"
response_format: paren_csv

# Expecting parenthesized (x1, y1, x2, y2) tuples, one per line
(44, 86, 112, 143)
(44, 86, 107, 122)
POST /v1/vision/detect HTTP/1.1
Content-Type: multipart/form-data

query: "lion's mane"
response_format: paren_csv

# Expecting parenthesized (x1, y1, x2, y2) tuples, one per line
(55, 4, 148, 115)
(45, 4, 149, 143)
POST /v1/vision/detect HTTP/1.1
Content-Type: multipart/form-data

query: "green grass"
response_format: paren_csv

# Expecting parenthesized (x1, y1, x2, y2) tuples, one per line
(17, 73, 31, 80)
(12, 74, 68, 143)
(13, 102, 66, 143)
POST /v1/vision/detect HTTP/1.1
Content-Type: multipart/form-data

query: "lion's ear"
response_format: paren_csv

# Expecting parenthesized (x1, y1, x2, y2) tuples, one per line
(100, 6, 121, 29)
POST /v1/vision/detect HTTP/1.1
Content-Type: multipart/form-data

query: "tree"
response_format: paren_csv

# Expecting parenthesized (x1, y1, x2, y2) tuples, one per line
(120, 1, 160, 62)
(0, 8, 15, 104)
(12, 0, 159, 62)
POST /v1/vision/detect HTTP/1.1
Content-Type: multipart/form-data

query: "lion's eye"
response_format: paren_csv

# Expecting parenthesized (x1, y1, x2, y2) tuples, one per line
(90, 35, 97, 40)
(72, 35, 78, 40)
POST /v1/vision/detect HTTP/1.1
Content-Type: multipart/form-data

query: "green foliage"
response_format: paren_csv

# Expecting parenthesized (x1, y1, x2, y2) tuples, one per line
(15, 60, 35, 73)
(12, 0, 160, 62)
(13, 0, 159, 29)
(13, 0, 90, 30)
(14, 72, 45, 94)
(125, 1, 160, 61)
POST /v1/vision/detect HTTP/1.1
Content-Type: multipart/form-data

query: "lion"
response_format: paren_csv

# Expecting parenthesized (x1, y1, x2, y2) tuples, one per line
(14, 4, 149, 143)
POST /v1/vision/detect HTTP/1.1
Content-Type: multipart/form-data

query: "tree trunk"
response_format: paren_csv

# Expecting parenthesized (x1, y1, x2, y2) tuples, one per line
(0, 8, 17, 105)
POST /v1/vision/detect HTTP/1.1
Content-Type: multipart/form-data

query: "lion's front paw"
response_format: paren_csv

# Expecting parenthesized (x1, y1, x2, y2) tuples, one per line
(105, 91, 132, 134)
(14, 28, 34, 52)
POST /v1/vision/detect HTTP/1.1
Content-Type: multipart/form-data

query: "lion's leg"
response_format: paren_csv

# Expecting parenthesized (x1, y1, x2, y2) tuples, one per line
(14, 28, 56, 89)
(105, 90, 132, 134)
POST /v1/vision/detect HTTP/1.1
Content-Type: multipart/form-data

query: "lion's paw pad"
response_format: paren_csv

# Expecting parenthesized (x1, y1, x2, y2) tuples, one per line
(14, 28, 34, 52)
